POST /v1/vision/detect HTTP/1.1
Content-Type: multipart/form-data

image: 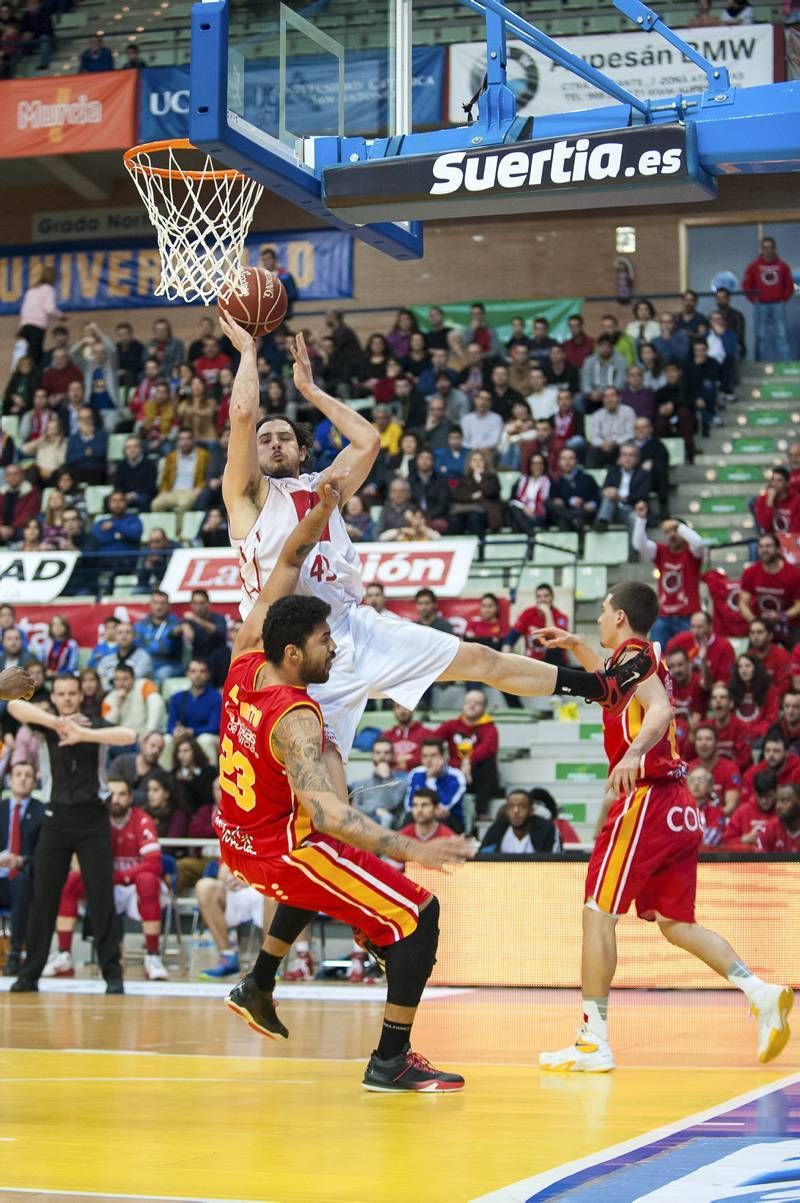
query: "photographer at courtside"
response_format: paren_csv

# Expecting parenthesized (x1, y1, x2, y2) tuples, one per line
(6, 673, 136, 994)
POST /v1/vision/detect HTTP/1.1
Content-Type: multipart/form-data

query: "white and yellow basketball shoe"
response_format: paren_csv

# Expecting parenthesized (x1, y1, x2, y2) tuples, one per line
(539, 1027, 616, 1073)
(750, 983, 794, 1064)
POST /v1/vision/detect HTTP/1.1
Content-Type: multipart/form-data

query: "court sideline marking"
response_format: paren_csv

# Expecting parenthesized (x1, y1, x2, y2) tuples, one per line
(0, 1191, 262, 1202)
(471, 1069, 800, 1202)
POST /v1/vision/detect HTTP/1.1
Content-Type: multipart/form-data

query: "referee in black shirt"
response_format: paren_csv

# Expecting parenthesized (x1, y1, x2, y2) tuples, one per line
(6, 674, 136, 993)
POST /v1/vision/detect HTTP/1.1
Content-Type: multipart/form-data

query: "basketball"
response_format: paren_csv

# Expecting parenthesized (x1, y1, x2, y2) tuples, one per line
(217, 267, 288, 336)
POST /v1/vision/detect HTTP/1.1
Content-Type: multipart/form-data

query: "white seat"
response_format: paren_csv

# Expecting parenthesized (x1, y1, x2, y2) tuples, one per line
(663, 438, 686, 467)
(532, 531, 579, 566)
(180, 510, 205, 542)
(85, 485, 112, 516)
(575, 565, 608, 600)
(108, 433, 129, 462)
(140, 511, 177, 540)
(1, 416, 20, 442)
(498, 472, 517, 502)
(161, 676, 190, 702)
(583, 529, 629, 567)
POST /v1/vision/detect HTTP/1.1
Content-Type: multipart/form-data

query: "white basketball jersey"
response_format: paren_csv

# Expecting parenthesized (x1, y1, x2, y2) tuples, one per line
(233, 473, 364, 620)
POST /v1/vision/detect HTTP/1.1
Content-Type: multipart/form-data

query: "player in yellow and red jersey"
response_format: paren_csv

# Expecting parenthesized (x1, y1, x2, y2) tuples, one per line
(535, 581, 793, 1073)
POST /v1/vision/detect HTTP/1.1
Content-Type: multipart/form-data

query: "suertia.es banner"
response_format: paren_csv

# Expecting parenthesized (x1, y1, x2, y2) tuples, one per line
(0, 70, 137, 158)
(323, 123, 715, 222)
(159, 540, 478, 602)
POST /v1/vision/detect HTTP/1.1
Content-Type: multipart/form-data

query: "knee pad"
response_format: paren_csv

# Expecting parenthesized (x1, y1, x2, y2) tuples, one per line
(268, 904, 316, 946)
(385, 896, 440, 1008)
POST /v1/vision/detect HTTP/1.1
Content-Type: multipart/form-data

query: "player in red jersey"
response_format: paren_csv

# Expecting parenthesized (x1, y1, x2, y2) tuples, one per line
(759, 782, 800, 852)
(536, 581, 793, 1072)
(740, 533, 800, 638)
(44, 778, 168, 981)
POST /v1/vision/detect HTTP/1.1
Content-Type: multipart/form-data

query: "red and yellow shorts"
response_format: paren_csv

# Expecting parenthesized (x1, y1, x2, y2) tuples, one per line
(585, 781, 702, 923)
(221, 833, 430, 947)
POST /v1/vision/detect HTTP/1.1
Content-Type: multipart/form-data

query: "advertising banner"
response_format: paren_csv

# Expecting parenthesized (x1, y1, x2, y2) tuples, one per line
(159, 539, 479, 603)
(412, 298, 581, 344)
(0, 70, 137, 159)
(410, 858, 800, 988)
(448, 24, 776, 122)
(0, 551, 78, 604)
(138, 48, 445, 143)
(0, 228, 353, 315)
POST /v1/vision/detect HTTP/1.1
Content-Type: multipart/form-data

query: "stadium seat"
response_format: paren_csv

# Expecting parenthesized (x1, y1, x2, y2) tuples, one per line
(532, 531, 579, 566)
(662, 438, 686, 467)
(583, 529, 629, 566)
(179, 511, 206, 542)
(498, 472, 517, 502)
(1, 416, 19, 442)
(108, 433, 129, 462)
(585, 468, 606, 487)
(481, 535, 528, 562)
(161, 676, 190, 702)
(85, 485, 112, 516)
(140, 511, 178, 540)
(574, 565, 608, 600)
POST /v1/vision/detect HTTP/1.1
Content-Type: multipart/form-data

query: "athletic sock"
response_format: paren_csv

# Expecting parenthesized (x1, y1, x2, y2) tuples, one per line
(556, 665, 604, 701)
(252, 950, 283, 992)
(144, 933, 160, 955)
(377, 1019, 413, 1061)
(582, 998, 609, 1040)
(726, 960, 766, 1002)
(57, 930, 72, 954)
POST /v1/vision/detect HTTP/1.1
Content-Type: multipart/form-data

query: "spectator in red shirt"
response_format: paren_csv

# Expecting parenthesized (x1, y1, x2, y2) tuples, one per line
(788, 442, 800, 494)
(729, 653, 780, 741)
(666, 646, 707, 758)
(688, 723, 741, 814)
(666, 608, 735, 689)
(741, 730, 800, 804)
(129, 357, 162, 423)
(388, 787, 455, 871)
(467, 302, 496, 356)
(0, 465, 41, 546)
(562, 313, 594, 370)
(703, 567, 750, 639)
(739, 532, 800, 641)
(194, 336, 232, 387)
(633, 506, 705, 647)
(686, 765, 727, 847)
(707, 683, 752, 773)
(385, 702, 432, 773)
(747, 617, 792, 696)
(758, 781, 800, 852)
(42, 348, 82, 402)
(724, 768, 777, 850)
(777, 690, 800, 751)
(433, 689, 500, 817)
(742, 235, 794, 363)
(504, 584, 570, 666)
(754, 468, 800, 535)
(464, 593, 508, 650)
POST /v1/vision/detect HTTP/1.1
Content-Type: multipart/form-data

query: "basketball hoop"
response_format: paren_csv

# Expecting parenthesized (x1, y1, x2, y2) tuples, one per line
(123, 138, 264, 305)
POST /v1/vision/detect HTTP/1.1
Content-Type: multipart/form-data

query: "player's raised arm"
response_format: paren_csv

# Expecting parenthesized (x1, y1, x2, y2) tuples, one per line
(606, 671, 673, 796)
(532, 627, 605, 672)
(290, 332, 380, 504)
(273, 707, 473, 871)
(219, 311, 262, 529)
(232, 469, 350, 658)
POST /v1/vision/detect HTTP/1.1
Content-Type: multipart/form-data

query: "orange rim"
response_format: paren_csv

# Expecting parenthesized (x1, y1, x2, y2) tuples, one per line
(123, 138, 245, 182)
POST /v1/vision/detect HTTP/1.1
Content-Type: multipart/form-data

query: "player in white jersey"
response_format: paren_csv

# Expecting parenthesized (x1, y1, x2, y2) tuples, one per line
(220, 311, 657, 800)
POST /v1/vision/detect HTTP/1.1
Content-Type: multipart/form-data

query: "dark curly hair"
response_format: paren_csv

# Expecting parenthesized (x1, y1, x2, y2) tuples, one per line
(729, 653, 772, 710)
(262, 596, 331, 665)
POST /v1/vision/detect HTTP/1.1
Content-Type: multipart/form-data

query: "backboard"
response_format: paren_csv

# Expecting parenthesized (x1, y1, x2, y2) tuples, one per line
(188, 0, 800, 261)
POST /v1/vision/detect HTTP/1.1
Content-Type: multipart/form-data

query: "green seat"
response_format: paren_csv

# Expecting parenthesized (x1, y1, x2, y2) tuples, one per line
(180, 511, 205, 542)
(582, 529, 629, 567)
(662, 438, 686, 467)
(574, 565, 608, 601)
(85, 485, 112, 516)
(532, 531, 578, 566)
(141, 511, 177, 540)
(161, 676, 190, 702)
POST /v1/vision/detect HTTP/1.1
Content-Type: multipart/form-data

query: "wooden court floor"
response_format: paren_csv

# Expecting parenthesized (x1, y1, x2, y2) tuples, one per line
(0, 984, 797, 1203)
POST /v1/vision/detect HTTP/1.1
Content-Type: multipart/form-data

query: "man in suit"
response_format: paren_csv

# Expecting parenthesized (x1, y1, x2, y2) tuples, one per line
(595, 443, 652, 531)
(546, 446, 601, 532)
(0, 761, 45, 976)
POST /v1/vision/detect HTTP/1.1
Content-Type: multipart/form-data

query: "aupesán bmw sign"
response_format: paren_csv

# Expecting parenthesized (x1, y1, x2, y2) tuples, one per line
(323, 124, 716, 222)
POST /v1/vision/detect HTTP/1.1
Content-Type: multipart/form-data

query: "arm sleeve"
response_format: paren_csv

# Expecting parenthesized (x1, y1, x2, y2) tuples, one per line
(676, 522, 706, 559)
(632, 515, 657, 561)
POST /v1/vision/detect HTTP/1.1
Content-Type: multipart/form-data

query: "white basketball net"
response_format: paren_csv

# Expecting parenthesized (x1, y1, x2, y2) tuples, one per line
(124, 142, 264, 305)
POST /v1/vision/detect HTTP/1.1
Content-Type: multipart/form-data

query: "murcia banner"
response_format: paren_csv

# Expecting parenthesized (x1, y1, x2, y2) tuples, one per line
(0, 70, 137, 158)
(448, 23, 776, 121)
(323, 124, 714, 223)
(159, 540, 479, 602)
(0, 552, 79, 603)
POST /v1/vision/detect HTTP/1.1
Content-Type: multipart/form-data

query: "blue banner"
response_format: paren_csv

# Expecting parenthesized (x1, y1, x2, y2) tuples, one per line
(138, 46, 445, 142)
(0, 229, 353, 314)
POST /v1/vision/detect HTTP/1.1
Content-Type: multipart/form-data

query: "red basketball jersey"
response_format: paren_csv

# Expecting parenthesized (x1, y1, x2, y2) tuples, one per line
(603, 639, 685, 785)
(216, 651, 324, 859)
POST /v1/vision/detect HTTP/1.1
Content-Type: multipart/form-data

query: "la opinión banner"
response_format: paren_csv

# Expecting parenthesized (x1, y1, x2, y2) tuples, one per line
(0, 227, 353, 314)
(139, 48, 445, 143)
(448, 24, 777, 122)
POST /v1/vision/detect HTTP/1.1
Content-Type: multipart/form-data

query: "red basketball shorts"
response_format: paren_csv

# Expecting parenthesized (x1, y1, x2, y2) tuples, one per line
(220, 833, 431, 948)
(585, 781, 702, 923)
